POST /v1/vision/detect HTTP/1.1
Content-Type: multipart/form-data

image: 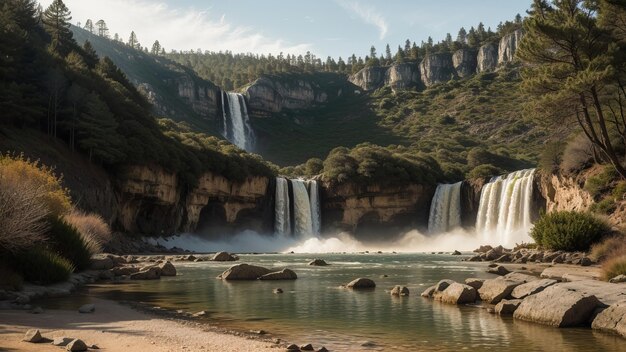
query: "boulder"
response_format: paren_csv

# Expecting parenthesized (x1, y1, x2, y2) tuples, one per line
(513, 285, 601, 327)
(273, 288, 283, 294)
(286, 344, 300, 350)
(130, 266, 161, 280)
(609, 274, 626, 283)
(437, 283, 477, 304)
(345, 278, 376, 289)
(111, 266, 139, 276)
(52, 337, 72, 346)
(435, 279, 455, 292)
(473, 245, 493, 253)
(158, 261, 177, 276)
(90, 257, 115, 270)
(300, 344, 314, 351)
(23, 329, 43, 343)
(452, 250, 462, 255)
(308, 259, 329, 266)
(390, 285, 410, 296)
(212, 252, 238, 261)
(591, 300, 626, 338)
(218, 264, 271, 280)
(192, 311, 208, 317)
(511, 279, 558, 299)
(78, 304, 95, 314)
(487, 265, 510, 276)
(421, 286, 436, 298)
(464, 278, 485, 290)
(495, 299, 523, 315)
(258, 268, 298, 280)
(66, 339, 88, 351)
(478, 277, 523, 304)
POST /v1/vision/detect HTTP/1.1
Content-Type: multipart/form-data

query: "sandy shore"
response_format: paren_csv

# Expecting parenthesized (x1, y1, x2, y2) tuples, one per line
(0, 298, 278, 352)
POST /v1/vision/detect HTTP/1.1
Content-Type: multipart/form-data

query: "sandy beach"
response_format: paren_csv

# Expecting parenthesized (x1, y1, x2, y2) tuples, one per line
(0, 298, 278, 352)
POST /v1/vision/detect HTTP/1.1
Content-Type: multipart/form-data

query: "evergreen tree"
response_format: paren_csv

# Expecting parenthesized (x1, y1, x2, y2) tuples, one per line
(113, 33, 119, 42)
(127, 31, 140, 50)
(467, 27, 479, 47)
(82, 40, 98, 68)
(385, 43, 392, 64)
(395, 46, 405, 63)
(83, 18, 94, 33)
(457, 27, 467, 44)
(514, 13, 522, 24)
(77, 93, 124, 163)
(151, 40, 161, 55)
(404, 39, 411, 54)
(42, 0, 73, 56)
(95, 19, 108, 37)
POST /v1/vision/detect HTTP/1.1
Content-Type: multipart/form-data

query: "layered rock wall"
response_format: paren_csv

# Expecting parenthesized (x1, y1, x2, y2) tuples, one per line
(244, 76, 332, 117)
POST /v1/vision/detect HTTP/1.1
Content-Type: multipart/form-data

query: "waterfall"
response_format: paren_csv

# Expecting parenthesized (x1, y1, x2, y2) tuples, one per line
(222, 92, 254, 151)
(274, 178, 321, 237)
(428, 182, 462, 234)
(275, 178, 291, 236)
(475, 169, 536, 246)
(308, 180, 321, 236)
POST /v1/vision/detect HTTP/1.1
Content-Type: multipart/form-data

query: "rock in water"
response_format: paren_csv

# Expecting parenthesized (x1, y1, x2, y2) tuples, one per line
(217, 264, 271, 280)
(23, 329, 42, 343)
(300, 344, 314, 351)
(158, 261, 176, 276)
(511, 279, 557, 299)
(452, 250, 462, 255)
(258, 268, 298, 280)
(212, 251, 238, 261)
(487, 265, 510, 276)
(66, 339, 88, 351)
(591, 300, 626, 338)
(286, 344, 300, 350)
(436, 283, 477, 304)
(495, 299, 523, 315)
(435, 279, 455, 292)
(345, 278, 376, 289)
(273, 288, 283, 294)
(308, 259, 328, 266)
(513, 285, 601, 327)
(52, 337, 72, 346)
(130, 266, 161, 280)
(464, 278, 485, 290)
(478, 278, 522, 304)
(390, 285, 409, 296)
(421, 286, 436, 298)
(78, 304, 95, 314)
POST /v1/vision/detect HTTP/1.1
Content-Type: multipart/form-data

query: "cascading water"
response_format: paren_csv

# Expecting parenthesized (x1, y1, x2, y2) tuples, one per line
(475, 169, 536, 246)
(428, 182, 462, 234)
(274, 177, 321, 237)
(222, 92, 254, 151)
(275, 178, 291, 236)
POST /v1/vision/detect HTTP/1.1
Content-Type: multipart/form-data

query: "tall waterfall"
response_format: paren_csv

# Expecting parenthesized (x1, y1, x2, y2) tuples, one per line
(274, 178, 321, 237)
(475, 169, 536, 245)
(275, 178, 291, 236)
(222, 92, 254, 151)
(428, 182, 463, 234)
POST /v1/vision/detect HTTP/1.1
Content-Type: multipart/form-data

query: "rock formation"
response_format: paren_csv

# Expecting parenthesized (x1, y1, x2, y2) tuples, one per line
(419, 53, 456, 87)
(477, 43, 499, 73)
(384, 63, 421, 90)
(498, 29, 524, 66)
(452, 49, 477, 77)
(245, 76, 331, 116)
(348, 66, 388, 91)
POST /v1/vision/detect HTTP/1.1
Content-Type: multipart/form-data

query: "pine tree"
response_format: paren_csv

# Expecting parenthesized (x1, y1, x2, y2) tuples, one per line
(457, 27, 467, 44)
(385, 43, 392, 64)
(151, 40, 161, 55)
(395, 46, 405, 63)
(77, 93, 124, 163)
(95, 19, 108, 37)
(42, 0, 74, 56)
(404, 39, 411, 54)
(82, 40, 98, 68)
(127, 31, 140, 50)
(83, 18, 94, 33)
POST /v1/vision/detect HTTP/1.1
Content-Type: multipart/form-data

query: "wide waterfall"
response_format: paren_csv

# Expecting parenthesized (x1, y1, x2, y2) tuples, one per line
(428, 182, 462, 234)
(274, 178, 321, 237)
(222, 92, 254, 151)
(274, 178, 291, 236)
(475, 169, 536, 246)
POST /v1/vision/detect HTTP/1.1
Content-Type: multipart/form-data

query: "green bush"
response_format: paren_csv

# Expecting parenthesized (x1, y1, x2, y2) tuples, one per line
(590, 198, 617, 214)
(584, 166, 619, 197)
(13, 247, 74, 285)
(468, 164, 501, 179)
(48, 216, 94, 271)
(530, 211, 611, 251)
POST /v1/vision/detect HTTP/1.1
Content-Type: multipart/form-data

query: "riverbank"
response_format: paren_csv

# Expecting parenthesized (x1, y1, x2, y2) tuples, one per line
(0, 297, 279, 351)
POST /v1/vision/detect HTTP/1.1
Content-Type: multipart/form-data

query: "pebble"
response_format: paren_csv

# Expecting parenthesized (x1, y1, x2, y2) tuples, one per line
(78, 304, 95, 314)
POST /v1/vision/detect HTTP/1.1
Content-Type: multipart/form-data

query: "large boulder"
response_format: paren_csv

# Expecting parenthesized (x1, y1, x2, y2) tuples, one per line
(66, 339, 88, 352)
(477, 43, 498, 73)
(511, 278, 557, 299)
(130, 266, 161, 280)
(421, 286, 436, 298)
(487, 265, 510, 276)
(419, 53, 456, 87)
(464, 278, 485, 290)
(90, 256, 115, 270)
(308, 258, 329, 266)
(495, 299, 523, 315)
(158, 261, 177, 276)
(345, 278, 376, 289)
(437, 283, 477, 304)
(258, 268, 297, 280)
(452, 49, 477, 77)
(513, 285, 601, 327)
(478, 277, 523, 304)
(212, 252, 238, 261)
(218, 264, 272, 280)
(591, 300, 626, 338)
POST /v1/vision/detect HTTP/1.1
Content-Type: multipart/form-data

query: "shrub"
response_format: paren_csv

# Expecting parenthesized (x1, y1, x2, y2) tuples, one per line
(530, 211, 611, 251)
(438, 115, 456, 125)
(538, 141, 565, 173)
(584, 166, 619, 198)
(0, 266, 23, 290)
(589, 198, 617, 214)
(590, 234, 626, 262)
(13, 247, 74, 285)
(64, 210, 111, 253)
(602, 255, 626, 281)
(468, 164, 502, 179)
(48, 216, 95, 271)
(560, 134, 595, 175)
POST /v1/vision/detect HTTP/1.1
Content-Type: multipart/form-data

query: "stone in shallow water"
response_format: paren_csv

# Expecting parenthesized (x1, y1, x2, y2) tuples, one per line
(308, 259, 328, 266)
(259, 268, 297, 280)
(212, 251, 238, 261)
(345, 278, 376, 289)
(437, 283, 477, 304)
(487, 265, 510, 276)
(434, 279, 454, 292)
(390, 285, 409, 296)
(513, 285, 601, 327)
(218, 264, 271, 280)
(78, 304, 95, 314)
(478, 277, 522, 304)
(52, 337, 72, 346)
(495, 299, 522, 315)
(464, 278, 485, 290)
(300, 343, 314, 350)
(591, 300, 626, 338)
(420, 286, 436, 298)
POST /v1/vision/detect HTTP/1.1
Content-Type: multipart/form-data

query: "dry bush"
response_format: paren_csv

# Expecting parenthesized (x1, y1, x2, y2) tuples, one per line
(560, 134, 595, 176)
(602, 254, 626, 281)
(64, 210, 112, 254)
(589, 234, 626, 262)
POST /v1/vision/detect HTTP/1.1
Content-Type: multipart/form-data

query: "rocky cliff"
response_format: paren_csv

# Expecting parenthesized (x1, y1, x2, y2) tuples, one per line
(348, 66, 388, 91)
(538, 171, 594, 214)
(321, 182, 435, 240)
(420, 53, 457, 87)
(384, 63, 421, 90)
(498, 29, 523, 66)
(452, 49, 478, 78)
(174, 75, 221, 120)
(477, 43, 499, 73)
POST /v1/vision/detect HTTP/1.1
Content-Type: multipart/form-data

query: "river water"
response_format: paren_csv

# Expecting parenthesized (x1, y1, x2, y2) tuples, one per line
(80, 253, 623, 351)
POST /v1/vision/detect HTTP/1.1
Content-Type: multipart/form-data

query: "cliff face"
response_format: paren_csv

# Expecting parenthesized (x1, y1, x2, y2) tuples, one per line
(175, 75, 221, 119)
(452, 49, 478, 78)
(420, 53, 457, 87)
(245, 76, 331, 117)
(348, 66, 388, 91)
(477, 43, 499, 73)
(498, 29, 523, 65)
(384, 63, 421, 91)
(539, 172, 594, 213)
(115, 165, 273, 235)
(321, 182, 435, 240)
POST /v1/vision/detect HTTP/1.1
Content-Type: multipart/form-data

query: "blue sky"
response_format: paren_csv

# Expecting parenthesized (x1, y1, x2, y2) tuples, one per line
(40, 0, 532, 59)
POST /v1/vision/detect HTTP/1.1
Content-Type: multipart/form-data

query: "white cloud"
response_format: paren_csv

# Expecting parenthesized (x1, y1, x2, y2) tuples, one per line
(337, 0, 388, 40)
(37, 0, 312, 55)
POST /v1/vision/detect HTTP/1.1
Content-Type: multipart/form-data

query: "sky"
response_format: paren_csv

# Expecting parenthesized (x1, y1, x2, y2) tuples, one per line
(39, 0, 532, 59)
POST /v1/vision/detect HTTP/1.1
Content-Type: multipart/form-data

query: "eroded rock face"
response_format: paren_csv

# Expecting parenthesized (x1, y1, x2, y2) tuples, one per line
(477, 43, 498, 73)
(452, 49, 477, 77)
(322, 182, 435, 240)
(384, 63, 420, 90)
(592, 300, 626, 338)
(245, 76, 330, 115)
(175, 75, 220, 118)
(419, 53, 456, 87)
(539, 172, 594, 214)
(349, 66, 388, 91)
(498, 29, 524, 66)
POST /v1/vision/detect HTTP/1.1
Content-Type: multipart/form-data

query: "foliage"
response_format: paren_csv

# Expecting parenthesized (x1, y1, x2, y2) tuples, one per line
(602, 255, 626, 281)
(585, 165, 619, 198)
(590, 233, 626, 262)
(47, 216, 94, 271)
(468, 164, 502, 179)
(64, 210, 111, 252)
(12, 247, 74, 285)
(539, 141, 565, 174)
(560, 133, 595, 176)
(530, 211, 611, 251)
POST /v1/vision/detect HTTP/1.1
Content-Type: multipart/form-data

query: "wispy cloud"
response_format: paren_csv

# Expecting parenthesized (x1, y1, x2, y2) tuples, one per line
(37, 0, 312, 55)
(337, 0, 388, 40)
